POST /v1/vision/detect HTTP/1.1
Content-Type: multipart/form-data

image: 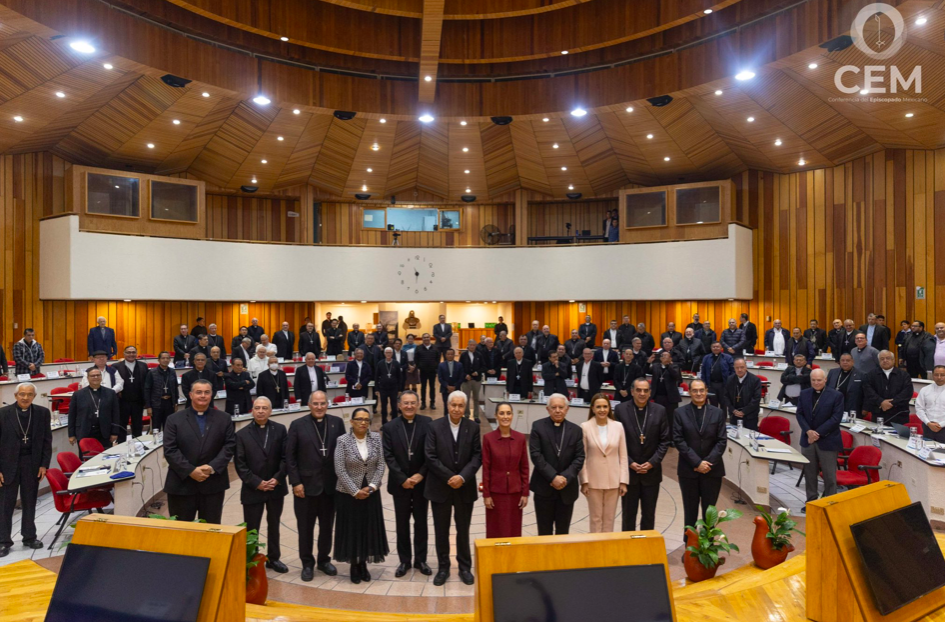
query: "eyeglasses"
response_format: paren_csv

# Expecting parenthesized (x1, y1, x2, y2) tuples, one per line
(351, 418, 371, 423)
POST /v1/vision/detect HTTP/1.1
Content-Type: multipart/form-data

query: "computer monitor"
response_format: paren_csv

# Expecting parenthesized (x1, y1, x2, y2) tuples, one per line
(46, 544, 210, 622)
(492, 564, 674, 622)
(851, 502, 945, 615)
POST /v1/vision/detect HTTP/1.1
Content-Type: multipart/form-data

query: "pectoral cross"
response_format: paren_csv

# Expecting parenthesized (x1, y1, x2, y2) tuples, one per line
(319, 447, 327, 456)
(408, 448, 414, 460)
(640, 433, 645, 444)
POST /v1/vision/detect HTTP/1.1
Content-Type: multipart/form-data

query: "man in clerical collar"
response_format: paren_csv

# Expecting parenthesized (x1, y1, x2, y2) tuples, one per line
(797, 369, 845, 509)
(80, 350, 123, 392)
(69, 367, 120, 451)
(529, 394, 585, 537)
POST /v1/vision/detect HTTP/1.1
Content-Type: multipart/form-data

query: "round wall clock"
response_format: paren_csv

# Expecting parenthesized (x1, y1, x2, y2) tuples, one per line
(398, 254, 435, 295)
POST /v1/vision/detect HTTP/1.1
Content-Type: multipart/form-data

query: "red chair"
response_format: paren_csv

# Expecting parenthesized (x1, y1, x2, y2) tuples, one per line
(50, 386, 72, 414)
(836, 430, 855, 470)
(78, 438, 105, 461)
(67, 382, 80, 392)
(680, 382, 690, 392)
(147, 362, 159, 368)
(54, 358, 75, 363)
(756, 374, 769, 399)
(338, 377, 347, 385)
(333, 395, 347, 404)
(45, 468, 113, 549)
(57, 452, 82, 478)
(904, 414, 923, 435)
(140, 354, 156, 359)
(811, 364, 820, 370)
(757, 361, 774, 367)
(0, 376, 7, 382)
(835, 446, 882, 488)
(755, 349, 765, 355)
(30, 373, 44, 379)
(283, 366, 295, 374)
(759, 416, 793, 473)
(499, 374, 507, 381)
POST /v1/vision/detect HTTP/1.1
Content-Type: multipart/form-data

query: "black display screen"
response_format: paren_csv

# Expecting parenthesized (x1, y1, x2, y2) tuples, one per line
(851, 502, 945, 615)
(492, 563, 674, 622)
(46, 544, 210, 622)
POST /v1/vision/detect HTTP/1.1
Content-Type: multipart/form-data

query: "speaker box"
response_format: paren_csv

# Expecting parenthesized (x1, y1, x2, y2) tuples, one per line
(354, 193, 371, 200)
(160, 74, 192, 88)
(647, 95, 673, 107)
(491, 116, 513, 126)
(461, 195, 476, 202)
(333, 110, 357, 120)
(240, 185, 258, 193)
(566, 192, 582, 200)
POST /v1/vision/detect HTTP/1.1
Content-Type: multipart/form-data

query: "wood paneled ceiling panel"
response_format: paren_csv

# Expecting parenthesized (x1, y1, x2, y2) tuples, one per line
(509, 121, 552, 196)
(228, 107, 315, 191)
(563, 115, 628, 194)
(534, 118, 594, 196)
(310, 117, 367, 195)
(417, 121, 450, 197)
(0, 36, 75, 103)
(385, 120, 422, 195)
(647, 98, 743, 180)
(156, 96, 243, 174)
(342, 118, 397, 198)
(188, 101, 281, 187)
(448, 121, 489, 199)
(479, 123, 519, 196)
(273, 111, 334, 188)
(594, 110, 661, 186)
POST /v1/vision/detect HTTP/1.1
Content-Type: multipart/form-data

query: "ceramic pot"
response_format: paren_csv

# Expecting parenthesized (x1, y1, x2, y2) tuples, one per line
(683, 528, 725, 582)
(750, 515, 794, 569)
(246, 552, 269, 605)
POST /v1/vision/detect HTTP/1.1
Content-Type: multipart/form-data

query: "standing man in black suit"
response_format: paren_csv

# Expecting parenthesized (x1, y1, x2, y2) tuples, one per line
(298, 322, 322, 359)
(804, 319, 829, 355)
(660, 322, 682, 347)
(344, 348, 372, 399)
(424, 391, 482, 586)
(231, 327, 250, 353)
(564, 330, 586, 365)
(162, 379, 236, 524)
(231, 338, 254, 367)
(415, 334, 439, 411)
(493, 317, 509, 338)
(295, 352, 329, 409)
(144, 351, 179, 432)
(593, 339, 619, 384)
(346, 323, 365, 352)
(859, 313, 891, 353)
(287, 391, 345, 581)
(615, 379, 670, 531)
(256, 356, 290, 410)
(273, 322, 295, 360)
(616, 315, 636, 351)
(68, 368, 120, 451)
(613, 348, 644, 402)
(0, 383, 52, 556)
(529, 394, 586, 536)
(797, 369, 845, 504)
(600, 319, 619, 350)
(206, 324, 226, 356)
(635, 323, 656, 356)
(673, 379, 727, 543)
(87, 316, 118, 360)
(189, 335, 212, 362)
(506, 347, 534, 397)
(320, 312, 334, 341)
(535, 326, 560, 364)
(674, 328, 706, 373)
(235, 396, 289, 573)
(646, 350, 682, 413)
(382, 391, 432, 577)
(739, 313, 759, 356)
(113, 345, 149, 439)
(721, 358, 763, 430)
(247, 318, 265, 344)
(825, 354, 865, 414)
(433, 315, 453, 361)
(376, 347, 402, 422)
(437, 350, 465, 415)
(579, 315, 598, 349)
(180, 353, 216, 409)
(862, 350, 914, 425)
(576, 348, 604, 401)
(173, 324, 195, 365)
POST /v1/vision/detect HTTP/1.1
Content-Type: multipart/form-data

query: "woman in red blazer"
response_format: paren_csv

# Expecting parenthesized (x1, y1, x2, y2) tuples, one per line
(482, 402, 530, 538)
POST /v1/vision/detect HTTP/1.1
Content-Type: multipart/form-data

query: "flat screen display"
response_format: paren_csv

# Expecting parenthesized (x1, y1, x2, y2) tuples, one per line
(492, 564, 673, 622)
(850, 502, 945, 615)
(46, 544, 210, 622)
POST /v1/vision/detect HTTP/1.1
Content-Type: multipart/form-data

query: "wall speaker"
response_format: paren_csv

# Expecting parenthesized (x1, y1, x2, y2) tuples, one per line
(160, 74, 192, 88)
(647, 95, 673, 107)
(461, 195, 476, 202)
(491, 116, 513, 126)
(333, 110, 357, 120)
(354, 193, 371, 200)
(820, 35, 853, 52)
(566, 192, 582, 200)
(390, 195, 396, 204)
(240, 186, 258, 193)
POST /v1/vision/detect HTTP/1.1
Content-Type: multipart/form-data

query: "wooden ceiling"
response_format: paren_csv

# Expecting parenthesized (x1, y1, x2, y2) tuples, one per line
(1, 1, 944, 200)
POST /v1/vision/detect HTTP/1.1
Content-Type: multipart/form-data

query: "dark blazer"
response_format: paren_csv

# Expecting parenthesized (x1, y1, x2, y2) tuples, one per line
(541, 360, 570, 396)
(0, 346, 6, 375)
(224, 371, 255, 415)
(162, 407, 236, 495)
(432, 323, 453, 351)
(235, 420, 288, 504)
(592, 348, 620, 372)
(578, 323, 598, 348)
(285, 413, 345, 496)
(777, 366, 812, 401)
(112, 360, 149, 403)
(616, 324, 636, 351)
(673, 338, 705, 373)
(660, 331, 682, 347)
(87, 326, 118, 358)
(256, 370, 290, 409)
(575, 359, 604, 398)
(528, 417, 585, 503)
(423, 416, 482, 503)
(612, 361, 644, 398)
(636, 332, 656, 356)
(173, 334, 195, 363)
(700, 352, 735, 386)
(648, 362, 682, 406)
(414, 344, 439, 372)
(358, 343, 383, 370)
(246, 325, 265, 344)
(231, 334, 250, 353)
(459, 350, 484, 383)
(796, 388, 844, 451)
(862, 367, 914, 417)
(298, 331, 322, 358)
(494, 338, 514, 361)
(672, 403, 727, 478)
(827, 328, 845, 361)
(836, 331, 858, 359)
(344, 360, 372, 391)
(493, 322, 508, 337)
(564, 338, 586, 362)
(764, 328, 791, 351)
(506, 358, 535, 396)
(825, 367, 865, 413)
(0, 404, 52, 481)
(721, 372, 763, 428)
(697, 329, 717, 353)
(804, 327, 829, 353)
(189, 345, 211, 362)
(741, 321, 759, 352)
(437, 360, 465, 395)
(346, 330, 365, 351)
(206, 334, 226, 356)
(294, 365, 328, 408)
(785, 336, 816, 365)
(375, 358, 402, 393)
(230, 344, 253, 366)
(143, 366, 179, 411)
(180, 368, 217, 408)
(67, 386, 119, 441)
(505, 345, 536, 364)
(536, 333, 561, 363)
(614, 401, 671, 486)
(859, 324, 891, 352)
(272, 330, 295, 360)
(208, 358, 227, 392)
(372, 330, 389, 349)
(381, 414, 432, 495)
(482, 347, 502, 378)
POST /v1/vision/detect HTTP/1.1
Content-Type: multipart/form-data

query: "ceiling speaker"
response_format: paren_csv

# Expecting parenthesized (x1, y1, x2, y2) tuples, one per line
(566, 192, 582, 200)
(160, 74, 192, 88)
(354, 193, 371, 200)
(461, 195, 476, 202)
(647, 95, 673, 107)
(491, 116, 513, 126)
(820, 35, 853, 53)
(333, 110, 357, 121)
(240, 185, 258, 193)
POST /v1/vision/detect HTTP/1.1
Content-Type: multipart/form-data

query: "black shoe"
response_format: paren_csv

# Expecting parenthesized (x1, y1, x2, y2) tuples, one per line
(0, 546, 9, 558)
(421, 403, 427, 410)
(317, 562, 338, 576)
(350, 566, 361, 584)
(414, 561, 432, 575)
(360, 563, 371, 582)
(301, 566, 314, 581)
(395, 562, 410, 578)
(24, 540, 43, 550)
(459, 570, 475, 585)
(430, 403, 436, 411)
(433, 570, 449, 586)
(266, 560, 289, 573)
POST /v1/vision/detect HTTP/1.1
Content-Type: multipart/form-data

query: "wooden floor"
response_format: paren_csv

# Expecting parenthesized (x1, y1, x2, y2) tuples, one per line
(4, 541, 945, 622)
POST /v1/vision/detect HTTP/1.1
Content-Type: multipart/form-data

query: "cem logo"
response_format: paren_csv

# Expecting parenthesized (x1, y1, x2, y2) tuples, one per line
(834, 3, 921, 95)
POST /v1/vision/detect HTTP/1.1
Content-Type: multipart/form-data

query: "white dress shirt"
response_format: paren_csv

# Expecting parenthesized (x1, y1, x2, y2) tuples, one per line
(248, 356, 269, 379)
(916, 383, 945, 426)
(597, 423, 608, 444)
(307, 365, 318, 385)
(79, 366, 124, 393)
(580, 363, 591, 390)
(450, 419, 461, 441)
(772, 331, 785, 355)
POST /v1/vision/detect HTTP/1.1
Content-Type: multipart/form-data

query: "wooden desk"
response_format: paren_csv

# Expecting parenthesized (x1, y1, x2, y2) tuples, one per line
(721, 426, 808, 508)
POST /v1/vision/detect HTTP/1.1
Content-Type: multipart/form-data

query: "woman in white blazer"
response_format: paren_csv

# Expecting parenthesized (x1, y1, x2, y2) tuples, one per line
(580, 394, 629, 533)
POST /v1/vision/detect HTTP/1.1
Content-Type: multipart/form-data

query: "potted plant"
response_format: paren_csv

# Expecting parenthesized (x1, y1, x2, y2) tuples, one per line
(751, 506, 804, 569)
(684, 506, 742, 582)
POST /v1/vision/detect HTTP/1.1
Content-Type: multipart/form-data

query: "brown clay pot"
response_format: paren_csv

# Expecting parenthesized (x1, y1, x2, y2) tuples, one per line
(246, 552, 269, 605)
(750, 516, 794, 569)
(683, 528, 725, 582)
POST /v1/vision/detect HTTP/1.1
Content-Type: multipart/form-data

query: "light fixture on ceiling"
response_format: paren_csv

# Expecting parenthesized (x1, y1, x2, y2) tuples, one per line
(362, 185, 368, 192)
(360, 300, 367, 304)
(859, 88, 869, 95)
(367, 167, 373, 172)
(714, 89, 723, 95)
(69, 40, 96, 54)
(462, 147, 469, 152)
(542, 117, 549, 122)
(905, 112, 914, 118)
(460, 120, 467, 126)
(798, 158, 806, 166)
(419, 113, 435, 123)
(103, 63, 113, 70)
(570, 107, 587, 117)
(552, 143, 559, 149)
(646, 133, 653, 139)
(280, 36, 289, 41)
(172, 119, 181, 125)
(774, 138, 782, 146)
(276, 135, 284, 141)
(115, 185, 120, 188)
(124, 299, 132, 302)
(465, 188, 471, 193)
(808, 62, 818, 69)
(202, 92, 210, 97)
(371, 143, 380, 151)
(464, 169, 470, 174)
(292, 109, 300, 114)
(703, 8, 713, 14)
(747, 116, 755, 122)
(147, 143, 155, 149)
(625, 106, 634, 113)
(55, 91, 65, 98)
(663, 156, 670, 161)
(561, 50, 569, 55)
(424, 75, 432, 82)
(568, 184, 574, 190)
(261, 159, 268, 164)
(561, 166, 567, 171)
(734, 70, 755, 81)
(915, 16, 927, 25)
(569, 300, 575, 303)
(378, 118, 386, 124)
(250, 300, 256, 303)
(251, 177, 257, 183)
(252, 94, 271, 105)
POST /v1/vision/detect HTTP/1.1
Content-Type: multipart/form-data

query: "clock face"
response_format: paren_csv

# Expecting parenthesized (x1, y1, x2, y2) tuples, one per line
(398, 255, 435, 295)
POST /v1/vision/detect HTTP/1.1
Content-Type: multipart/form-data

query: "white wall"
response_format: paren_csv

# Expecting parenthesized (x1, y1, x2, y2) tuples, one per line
(41, 215, 753, 301)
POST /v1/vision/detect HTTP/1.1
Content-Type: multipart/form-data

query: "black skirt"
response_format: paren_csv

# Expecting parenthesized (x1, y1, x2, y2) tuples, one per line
(333, 478, 390, 564)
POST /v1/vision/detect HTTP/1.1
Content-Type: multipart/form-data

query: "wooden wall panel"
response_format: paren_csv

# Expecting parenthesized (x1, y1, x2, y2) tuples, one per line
(205, 193, 303, 243)
(527, 199, 616, 240)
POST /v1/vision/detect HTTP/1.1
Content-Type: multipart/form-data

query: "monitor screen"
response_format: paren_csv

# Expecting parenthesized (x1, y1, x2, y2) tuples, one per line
(492, 564, 674, 622)
(46, 544, 210, 622)
(851, 502, 945, 615)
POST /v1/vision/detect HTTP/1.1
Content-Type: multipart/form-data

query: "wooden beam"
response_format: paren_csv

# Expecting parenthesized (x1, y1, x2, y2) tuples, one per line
(417, 0, 444, 104)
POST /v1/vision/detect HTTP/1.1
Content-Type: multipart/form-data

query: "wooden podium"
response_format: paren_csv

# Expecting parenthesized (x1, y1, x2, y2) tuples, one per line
(474, 530, 675, 622)
(71, 515, 246, 622)
(807, 481, 945, 622)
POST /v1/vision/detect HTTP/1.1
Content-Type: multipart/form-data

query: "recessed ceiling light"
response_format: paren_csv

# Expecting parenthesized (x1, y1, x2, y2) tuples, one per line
(124, 299, 132, 302)
(568, 184, 574, 190)
(703, 8, 712, 14)
(663, 156, 670, 161)
(905, 112, 914, 118)
(646, 133, 653, 139)
(360, 301, 368, 304)
(465, 188, 471, 193)
(371, 143, 380, 151)
(714, 89, 723, 95)
(115, 185, 120, 189)
(147, 143, 155, 148)
(261, 159, 268, 164)
(276, 136, 284, 141)
(774, 138, 782, 146)
(379, 118, 386, 123)
(292, 109, 300, 114)
(464, 169, 470, 174)
(280, 36, 289, 41)
(252, 94, 271, 105)
(916, 16, 927, 25)
(561, 166, 568, 171)
(735, 70, 755, 81)
(808, 62, 818, 69)
(103, 63, 113, 70)
(424, 75, 432, 82)
(69, 40, 96, 54)
(625, 106, 634, 113)
(859, 88, 869, 95)
(570, 107, 587, 117)
(361, 185, 368, 192)
(460, 120, 467, 126)
(172, 119, 181, 125)
(251, 177, 257, 183)
(798, 158, 806, 166)
(55, 91, 65, 98)
(747, 116, 755, 122)
(462, 147, 469, 152)
(366, 168, 373, 172)
(202, 92, 210, 97)
(542, 117, 549, 122)
(419, 114, 435, 123)
(561, 50, 569, 55)
(552, 143, 559, 149)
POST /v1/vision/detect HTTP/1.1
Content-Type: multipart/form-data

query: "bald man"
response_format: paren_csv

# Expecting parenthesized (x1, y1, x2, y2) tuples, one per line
(796, 369, 845, 507)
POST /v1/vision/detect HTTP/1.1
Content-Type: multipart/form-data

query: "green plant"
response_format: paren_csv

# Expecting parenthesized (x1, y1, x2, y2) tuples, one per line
(238, 522, 266, 579)
(755, 505, 805, 551)
(685, 506, 743, 569)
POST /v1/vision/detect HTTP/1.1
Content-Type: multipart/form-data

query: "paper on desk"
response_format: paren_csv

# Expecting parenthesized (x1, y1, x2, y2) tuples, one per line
(764, 448, 792, 454)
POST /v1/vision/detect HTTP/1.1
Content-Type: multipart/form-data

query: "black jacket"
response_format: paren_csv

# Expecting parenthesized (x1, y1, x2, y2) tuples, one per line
(189, 345, 211, 362)
(825, 367, 865, 414)
(298, 331, 322, 358)
(862, 367, 914, 417)
(777, 366, 812, 401)
(575, 359, 604, 399)
(528, 417, 585, 503)
(673, 338, 705, 373)
(0, 404, 51, 481)
(375, 358, 402, 393)
(804, 328, 829, 353)
(345, 330, 365, 351)
(660, 331, 682, 347)
(68, 386, 120, 440)
(858, 324, 891, 352)
(423, 416, 482, 503)
(459, 350, 484, 383)
(647, 362, 682, 406)
(536, 333, 561, 363)
(162, 407, 236, 495)
(616, 324, 637, 351)
(235, 420, 288, 504)
(564, 338, 586, 362)
(180, 368, 217, 408)
(224, 371, 255, 415)
(672, 403, 727, 479)
(230, 344, 254, 366)
(256, 370, 290, 409)
(482, 347, 502, 378)
(784, 336, 816, 365)
(697, 329, 717, 353)
(636, 331, 656, 356)
(541, 360, 570, 396)
(614, 401, 670, 485)
(144, 365, 179, 411)
(382, 415, 432, 495)
(272, 330, 295, 360)
(286, 413, 345, 496)
(112, 360, 149, 403)
(231, 334, 250, 353)
(740, 321, 759, 352)
(578, 323, 598, 348)
(612, 361, 645, 398)
(721, 372, 763, 428)
(506, 358, 535, 396)
(173, 334, 195, 363)
(206, 334, 226, 356)
(294, 365, 328, 408)
(494, 338, 514, 361)
(506, 345, 536, 364)
(246, 325, 265, 344)
(208, 358, 227, 392)
(414, 344, 439, 373)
